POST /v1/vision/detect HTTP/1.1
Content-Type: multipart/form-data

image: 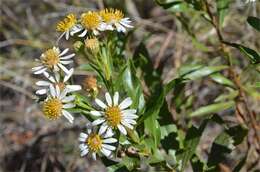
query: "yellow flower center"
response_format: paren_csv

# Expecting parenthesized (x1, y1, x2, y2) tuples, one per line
(56, 13, 77, 32)
(81, 11, 101, 30)
(105, 106, 122, 128)
(42, 98, 63, 120)
(85, 37, 99, 52)
(99, 8, 124, 23)
(41, 49, 60, 69)
(87, 134, 102, 152)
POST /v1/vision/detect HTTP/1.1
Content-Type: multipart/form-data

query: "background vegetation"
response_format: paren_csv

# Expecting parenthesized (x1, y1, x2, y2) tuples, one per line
(0, 0, 259, 171)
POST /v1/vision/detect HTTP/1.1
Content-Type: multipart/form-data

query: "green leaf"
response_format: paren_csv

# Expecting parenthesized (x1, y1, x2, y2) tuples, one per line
(189, 101, 235, 117)
(177, 120, 208, 171)
(217, 0, 230, 26)
(214, 90, 238, 102)
(223, 42, 260, 64)
(184, 65, 229, 80)
(256, 82, 260, 88)
(122, 60, 145, 112)
(247, 16, 260, 32)
(210, 73, 235, 87)
(122, 156, 139, 171)
(156, 0, 183, 9)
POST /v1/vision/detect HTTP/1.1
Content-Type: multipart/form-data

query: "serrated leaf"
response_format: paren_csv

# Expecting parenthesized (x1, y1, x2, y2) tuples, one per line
(189, 101, 235, 117)
(247, 16, 260, 31)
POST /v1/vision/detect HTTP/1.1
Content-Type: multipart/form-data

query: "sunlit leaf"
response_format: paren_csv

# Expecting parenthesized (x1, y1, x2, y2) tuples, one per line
(189, 101, 235, 117)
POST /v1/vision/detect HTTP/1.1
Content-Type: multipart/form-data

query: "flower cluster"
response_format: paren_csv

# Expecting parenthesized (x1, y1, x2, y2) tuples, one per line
(33, 8, 136, 160)
(56, 9, 133, 40)
(32, 46, 81, 123)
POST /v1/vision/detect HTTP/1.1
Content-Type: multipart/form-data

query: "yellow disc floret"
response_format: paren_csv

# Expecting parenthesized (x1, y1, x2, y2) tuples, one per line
(41, 48, 60, 69)
(105, 106, 122, 128)
(81, 11, 101, 30)
(85, 37, 99, 52)
(87, 134, 102, 152)
(99, 8, 124, 23)
(56, 13, 77, 32)
(42, 98, 63, 120)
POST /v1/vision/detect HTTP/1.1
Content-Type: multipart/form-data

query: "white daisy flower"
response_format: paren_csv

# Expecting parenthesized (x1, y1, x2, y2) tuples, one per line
(91, 92, 138, 135)
(32, 47, 75, 75)
(77, 11, 104, 37)
(42, 85, 76, 123)
(35, 69, 81, 95)
(99, 8, 133, 33)
(56, 13, 82, 40)
(79, 125, 117, 160)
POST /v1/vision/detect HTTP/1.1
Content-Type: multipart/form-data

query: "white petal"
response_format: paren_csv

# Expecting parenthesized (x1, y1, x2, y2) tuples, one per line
(105, 92, 112, 106)
(55, 85, 60, 97)
(60, 48, 69, 56)
(49, 85, 56, 97)
(120, 20, 133, 28)
(62, 95, 75, 103)
(80, 148, 89, 156)
(123, 114, 138, 119)
(123, 118, 136, 125)
(62, 110, 74, 123)
(33, 67, 47, 74)
(78, 30, 87, 37)
(65, 31, 69, 40)
(113, 92, 119, 106)
(93, 29, 99, 35)
(92, 152, 97, 160)
(119, 97, 132, 110)
(117, 124, 127, 135)
(63, 103, 75, 109)
(90, 111, 102, 116)
(60, 60, 73, 65)
(92, 118, 105, 126)
(101, 148, 111, 157)
(104, 128, 114, 138)
(66, 85, 82, 92)
(115, 23, 126, 32)
(57, 63, 69, 74)
(79, 136, 87, 142)
(122, 109, 137, 115)
(60, 53, 75, 60)
(103, 138, 117, 144)
(95, 98, 107, 109)
(35, 89, 47, 95)
(59, 89, 68, 99)
(36, 80, 51, 86)
(98, 124, 108, 135)
(121, 121, 134, 129)
(79, 143, 88, 150)
(32, 65, 44, 71)
(102, 144, 116, 151)
(79, 132, 88, 139)
(63, 68, 74, 82)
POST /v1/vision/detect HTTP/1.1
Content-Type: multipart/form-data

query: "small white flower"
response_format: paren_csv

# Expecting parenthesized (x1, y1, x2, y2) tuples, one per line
(91, 92, 138, 135)
(32, 47, 75, 75)
(42, 85, 76, 123)
(35, 69, 81, 95)
(99, 9, 133, 33)
(56, 13, 82, 40)
(78, 125, 117, 160)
